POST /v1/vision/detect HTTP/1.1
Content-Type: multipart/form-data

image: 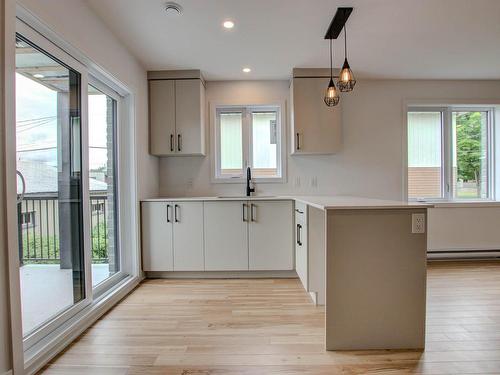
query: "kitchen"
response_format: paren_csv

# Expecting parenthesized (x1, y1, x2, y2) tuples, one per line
(1, 1, 500, 375)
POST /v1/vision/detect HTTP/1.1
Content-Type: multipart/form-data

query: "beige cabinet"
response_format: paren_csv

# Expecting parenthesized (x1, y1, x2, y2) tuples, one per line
(142, 199, 294, 273)
(248, 201, 294, 271)
(141, 202, 173, 271)
(294, 201, 308, 289)
(148, 70, 206, 156)
(204, 200, 294, 271)
(141, 201, 204, 272)
(204, 201, 249, 271)
(175, 79, 205, 155)
(149, 80, 176, 156)
(172, 202, 204, 271)
(291, 68, 342, 155)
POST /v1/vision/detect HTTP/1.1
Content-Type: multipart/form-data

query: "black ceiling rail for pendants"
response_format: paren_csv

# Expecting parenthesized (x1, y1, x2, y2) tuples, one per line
(323, 7, 355, 107)
(324, 7, 353, 40)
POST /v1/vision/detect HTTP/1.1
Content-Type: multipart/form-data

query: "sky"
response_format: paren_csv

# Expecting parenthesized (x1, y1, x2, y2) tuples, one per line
(16, 73, 110, 171)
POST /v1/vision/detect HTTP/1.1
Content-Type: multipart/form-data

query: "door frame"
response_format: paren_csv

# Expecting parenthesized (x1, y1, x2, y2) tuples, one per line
(5, 5, 141, 373)
(15, 19, 94, 352)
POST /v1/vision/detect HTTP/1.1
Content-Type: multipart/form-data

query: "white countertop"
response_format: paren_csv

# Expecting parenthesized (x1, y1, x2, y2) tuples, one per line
(422, 200, 500, 208)
(291, 196, 432, 210)
(142, 195, 433, 210)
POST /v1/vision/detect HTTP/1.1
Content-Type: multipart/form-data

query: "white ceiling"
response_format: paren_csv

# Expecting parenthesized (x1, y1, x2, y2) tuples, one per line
(86, 0, 500, 80)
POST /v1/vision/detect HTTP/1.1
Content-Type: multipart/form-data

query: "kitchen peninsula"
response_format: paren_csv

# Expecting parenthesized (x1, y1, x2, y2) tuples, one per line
(141, 195, 431, 351)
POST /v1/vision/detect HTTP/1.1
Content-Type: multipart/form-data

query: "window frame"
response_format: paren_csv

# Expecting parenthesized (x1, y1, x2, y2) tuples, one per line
(15, 21, 93, 352)
(406, 105, 496, 202)
(87, 76, 127, 296)
(14, 15, 139, 361)
(211, 102, 286, 183)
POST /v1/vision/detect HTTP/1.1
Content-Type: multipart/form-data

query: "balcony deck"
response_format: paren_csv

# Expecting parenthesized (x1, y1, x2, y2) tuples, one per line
(20, 264, 109, 335)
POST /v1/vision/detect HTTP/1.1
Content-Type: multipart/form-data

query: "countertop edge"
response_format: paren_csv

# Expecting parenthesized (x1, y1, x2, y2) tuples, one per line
(141, 196, 434, 210)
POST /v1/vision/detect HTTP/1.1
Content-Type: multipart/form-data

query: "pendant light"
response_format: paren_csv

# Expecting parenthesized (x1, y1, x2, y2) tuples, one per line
(324, 38, 340, 107)
(337, 14, 356, 92)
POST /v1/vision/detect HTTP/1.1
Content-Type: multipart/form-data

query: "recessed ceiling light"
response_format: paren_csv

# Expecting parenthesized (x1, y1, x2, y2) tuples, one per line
(33, 73, 44, 78)
(242, 67, 251, 73)
(223, 20, 235, 29)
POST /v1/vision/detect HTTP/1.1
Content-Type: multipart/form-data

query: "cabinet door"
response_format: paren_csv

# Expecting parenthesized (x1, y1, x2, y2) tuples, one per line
(295, 203, 308, 290)
(149, 80, 176, 155)
(249, 201, 293, 270)
(172, 202, 204, 271)
(204, 201, 248, 271)
(292, 77, 341, 154)
(141, 202, 173, 271)
(175, 79, 205, 155)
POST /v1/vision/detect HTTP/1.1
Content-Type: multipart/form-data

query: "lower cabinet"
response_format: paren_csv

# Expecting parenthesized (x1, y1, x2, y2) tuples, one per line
(248, 201, 294, 270)
(295, 202, 308, 289)
(142, 199, 294, 273)
(204, 201, 249, 271)
(142, 202, 174, 271)
(141, 201, 204, 271)
(172, 202, 204, 271)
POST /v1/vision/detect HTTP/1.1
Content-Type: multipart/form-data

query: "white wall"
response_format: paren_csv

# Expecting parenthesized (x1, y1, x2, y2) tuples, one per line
(159, 79, 500, 252)
(18, 0, 159, 200)
(428, 207, 500, 251)
(159, 79, 500, 199)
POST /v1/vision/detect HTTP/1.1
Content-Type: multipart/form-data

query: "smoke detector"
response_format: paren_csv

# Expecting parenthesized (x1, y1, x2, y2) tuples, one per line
(165, 2, 183, 16)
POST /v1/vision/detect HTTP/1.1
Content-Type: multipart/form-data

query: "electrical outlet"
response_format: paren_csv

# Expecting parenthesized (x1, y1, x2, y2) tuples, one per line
(412, 213, 426, 234)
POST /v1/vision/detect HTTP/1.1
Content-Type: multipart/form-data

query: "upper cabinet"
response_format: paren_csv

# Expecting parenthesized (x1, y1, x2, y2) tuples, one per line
(148, 70, 206, 156)
(290, 68, 342, 155)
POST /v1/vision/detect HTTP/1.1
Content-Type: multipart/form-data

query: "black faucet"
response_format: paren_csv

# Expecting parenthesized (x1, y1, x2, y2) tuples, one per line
(246, 166, 255, 196)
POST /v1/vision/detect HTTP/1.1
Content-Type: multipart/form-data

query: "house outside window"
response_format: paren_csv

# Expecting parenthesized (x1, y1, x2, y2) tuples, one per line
(21, 211, 35, 227)
(407, 107, 494, 201)
(213, 105, 285, 182)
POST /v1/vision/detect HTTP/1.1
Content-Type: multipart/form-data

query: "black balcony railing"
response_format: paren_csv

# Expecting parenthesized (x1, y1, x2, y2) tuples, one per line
(18, 195, 109, 264)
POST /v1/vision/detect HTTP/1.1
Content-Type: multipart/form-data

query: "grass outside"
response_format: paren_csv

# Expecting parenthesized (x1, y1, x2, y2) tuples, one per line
(22, 223, 108, 264)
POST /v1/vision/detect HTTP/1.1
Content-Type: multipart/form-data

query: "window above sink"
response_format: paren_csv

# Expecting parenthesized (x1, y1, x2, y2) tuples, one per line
(210, 104, 286, 184)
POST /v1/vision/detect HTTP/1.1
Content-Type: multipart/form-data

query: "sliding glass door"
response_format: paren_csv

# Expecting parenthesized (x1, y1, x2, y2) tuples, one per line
(88, 82, 120, 288)
(15, 35, 86, 337)
(14, 19, 129, 353)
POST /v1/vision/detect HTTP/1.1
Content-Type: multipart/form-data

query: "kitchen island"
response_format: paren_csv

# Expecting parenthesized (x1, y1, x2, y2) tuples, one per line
(141, 195, 431, 351)
(293, 196, 431, 350)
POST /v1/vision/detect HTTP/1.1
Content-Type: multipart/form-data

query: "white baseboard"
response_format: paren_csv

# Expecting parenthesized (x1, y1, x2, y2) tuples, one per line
(308, 291, 317, 305)
(428, 249, 500, 259)
(146, 270, 298, 279)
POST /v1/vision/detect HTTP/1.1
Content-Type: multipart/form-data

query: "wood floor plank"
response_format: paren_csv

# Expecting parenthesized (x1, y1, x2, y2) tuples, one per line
(38, 261, 500, 375)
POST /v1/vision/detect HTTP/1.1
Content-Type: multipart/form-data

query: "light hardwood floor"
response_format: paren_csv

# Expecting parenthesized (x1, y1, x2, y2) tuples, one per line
(39, 261, 500, 374)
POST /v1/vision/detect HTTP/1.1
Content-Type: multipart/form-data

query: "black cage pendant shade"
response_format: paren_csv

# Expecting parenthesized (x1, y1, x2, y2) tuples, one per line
(337, 22, 356, 92)
(324, 38, 340, 107)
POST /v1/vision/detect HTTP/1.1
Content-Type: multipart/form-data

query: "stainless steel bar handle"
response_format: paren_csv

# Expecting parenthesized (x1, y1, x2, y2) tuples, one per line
(170, 134, 174, 152)
(174, 204, 180, 222)
(250, 203, 256, 222)
(177, 134, 182, 152)
(297, 224, 303, 246)
(242, 203, 247, 222)
(166, 204, 171, 223)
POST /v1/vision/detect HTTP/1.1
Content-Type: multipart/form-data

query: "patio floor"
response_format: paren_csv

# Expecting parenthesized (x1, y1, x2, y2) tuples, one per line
(20, 264, 109, 335)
